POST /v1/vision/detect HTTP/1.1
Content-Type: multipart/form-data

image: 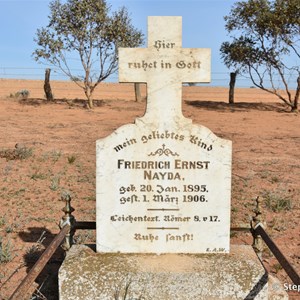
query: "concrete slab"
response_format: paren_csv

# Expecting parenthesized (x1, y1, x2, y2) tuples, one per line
(59, 244, 288, 299)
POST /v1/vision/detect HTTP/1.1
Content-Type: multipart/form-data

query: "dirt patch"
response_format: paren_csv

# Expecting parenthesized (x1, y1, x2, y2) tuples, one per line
(0, 85, 299, 299)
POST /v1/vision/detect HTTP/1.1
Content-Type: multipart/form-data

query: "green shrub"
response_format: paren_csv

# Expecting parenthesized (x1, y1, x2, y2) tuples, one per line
(50, 176, 60, 191)
(263, 190, 292, 212)
(0, 145, 33, 160)
(0, 237, 14, 263)
(16, 89, 30, 100)
(67, 155, 76, 164)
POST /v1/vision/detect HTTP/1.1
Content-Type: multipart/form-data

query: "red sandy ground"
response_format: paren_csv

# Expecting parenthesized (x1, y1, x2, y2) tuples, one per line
(0, 80, 299, 299)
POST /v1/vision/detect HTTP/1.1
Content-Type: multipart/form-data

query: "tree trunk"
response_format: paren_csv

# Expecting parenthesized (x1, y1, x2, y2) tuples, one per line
(134, 83, 142, 102)
(84, 86, 94, 109)
(87, 96, 94, 109)
(229, 71, 237, 104)
(292, 76, 300, 112)
(44, 68, 54, 101)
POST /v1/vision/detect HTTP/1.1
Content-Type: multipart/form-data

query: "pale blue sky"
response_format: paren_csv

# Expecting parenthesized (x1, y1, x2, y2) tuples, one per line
(0, 0, 238, 85)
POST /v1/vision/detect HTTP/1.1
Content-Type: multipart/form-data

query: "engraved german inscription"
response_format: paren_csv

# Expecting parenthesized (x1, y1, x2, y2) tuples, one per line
(154, 40, 175, 51)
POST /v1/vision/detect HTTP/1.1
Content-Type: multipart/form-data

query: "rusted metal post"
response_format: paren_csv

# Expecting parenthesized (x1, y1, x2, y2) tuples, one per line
(9, 224, 70, 300)
(251, 196, 264, 259)
(255, 225, 300, 285)
(59, 191, 76, 251)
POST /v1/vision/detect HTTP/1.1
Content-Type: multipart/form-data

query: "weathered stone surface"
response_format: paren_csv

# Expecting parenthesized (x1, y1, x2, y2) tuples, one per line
(96, 16, 231, 254)
(59, 245, 288, 300)
(96, 120, 232, 253)
(118, 16, 210, 124)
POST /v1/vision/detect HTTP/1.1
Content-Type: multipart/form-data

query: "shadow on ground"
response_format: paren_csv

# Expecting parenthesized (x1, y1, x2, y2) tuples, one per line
(16, 98, 291, 113)
(184, 100, 288, 112)
(18, 98, 105, 108)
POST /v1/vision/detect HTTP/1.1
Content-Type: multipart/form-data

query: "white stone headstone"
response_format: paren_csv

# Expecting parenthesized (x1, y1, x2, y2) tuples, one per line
(96, 16, 232, 253)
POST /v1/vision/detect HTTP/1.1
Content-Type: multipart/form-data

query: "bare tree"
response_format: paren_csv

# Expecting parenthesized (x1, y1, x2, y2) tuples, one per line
(220, 0, 300, 111)
(33, 0, 143, 109)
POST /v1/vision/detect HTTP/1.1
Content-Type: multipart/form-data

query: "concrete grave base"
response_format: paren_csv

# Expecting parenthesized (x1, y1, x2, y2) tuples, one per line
(59, 245, 288, 300)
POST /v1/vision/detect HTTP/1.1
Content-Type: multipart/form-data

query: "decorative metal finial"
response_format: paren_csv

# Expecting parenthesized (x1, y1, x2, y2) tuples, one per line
(59, 191, 76, 251)
(252, 196, 262, 225)
(251, 196, 264, 259)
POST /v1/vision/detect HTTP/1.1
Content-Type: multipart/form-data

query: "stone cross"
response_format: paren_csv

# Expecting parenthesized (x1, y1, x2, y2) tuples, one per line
(96, 16, 231, 254)
(119, 16, 211, 123)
